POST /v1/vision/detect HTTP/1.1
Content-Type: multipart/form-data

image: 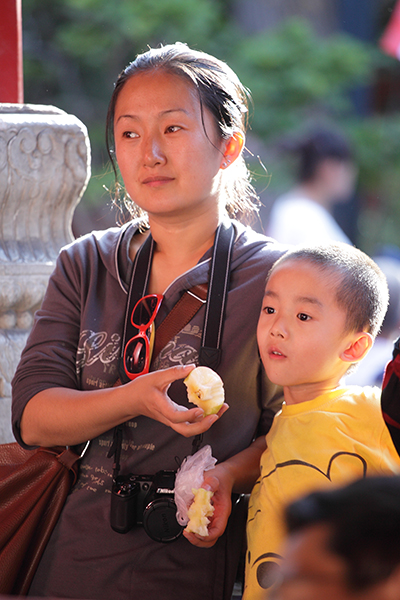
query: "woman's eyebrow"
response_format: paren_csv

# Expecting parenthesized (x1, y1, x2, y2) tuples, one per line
(116, 108, 190, 123)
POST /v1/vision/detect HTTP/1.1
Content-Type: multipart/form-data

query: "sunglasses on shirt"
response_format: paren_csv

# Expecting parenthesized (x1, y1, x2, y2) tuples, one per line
(123, 294, 163, 381)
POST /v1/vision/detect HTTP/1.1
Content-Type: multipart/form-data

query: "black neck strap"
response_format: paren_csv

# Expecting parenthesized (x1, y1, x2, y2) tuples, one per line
(111, 220, 235, 471)
(199, 218, 235, 368)
(120, 233, 154, 360)
(118, 219, 234, 383)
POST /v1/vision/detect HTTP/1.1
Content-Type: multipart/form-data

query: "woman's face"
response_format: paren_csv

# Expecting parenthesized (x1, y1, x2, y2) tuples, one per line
(113, 69, 227, 221)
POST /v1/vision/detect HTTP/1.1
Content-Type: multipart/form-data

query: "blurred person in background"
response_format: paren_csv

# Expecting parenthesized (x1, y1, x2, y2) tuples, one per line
(272, 475, 400, 600)
(266, 127, 357, 246)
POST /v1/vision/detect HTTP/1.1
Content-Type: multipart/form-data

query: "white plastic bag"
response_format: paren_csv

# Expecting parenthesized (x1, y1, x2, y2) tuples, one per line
(174, 445, 217, 526)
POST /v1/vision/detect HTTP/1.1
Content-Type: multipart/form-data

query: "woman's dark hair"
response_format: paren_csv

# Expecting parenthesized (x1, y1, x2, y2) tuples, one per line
(106, 42, 260, 225)
(282, 127, 353, 183)
(285, 476, 400, 591)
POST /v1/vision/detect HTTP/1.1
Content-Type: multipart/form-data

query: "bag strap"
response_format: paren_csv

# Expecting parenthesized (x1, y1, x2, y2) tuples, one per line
(152, 219, 234, 367)
(151, 283, 208, 362)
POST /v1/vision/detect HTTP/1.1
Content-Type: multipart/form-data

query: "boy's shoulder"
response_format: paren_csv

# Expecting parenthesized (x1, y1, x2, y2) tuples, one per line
(322, 385, 381, 415)
(274, 386, 381, 423)
(337, 385, 381, 405)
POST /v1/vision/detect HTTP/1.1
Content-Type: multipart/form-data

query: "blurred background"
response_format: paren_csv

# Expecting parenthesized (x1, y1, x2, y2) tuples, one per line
(21, 0, 400, 256)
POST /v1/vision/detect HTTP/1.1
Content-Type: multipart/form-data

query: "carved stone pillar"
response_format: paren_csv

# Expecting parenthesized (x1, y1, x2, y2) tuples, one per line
(0, 103, 91, 442)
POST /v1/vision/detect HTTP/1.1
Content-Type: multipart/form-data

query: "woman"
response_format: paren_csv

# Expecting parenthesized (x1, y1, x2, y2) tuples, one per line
(12, 42, 284, 599)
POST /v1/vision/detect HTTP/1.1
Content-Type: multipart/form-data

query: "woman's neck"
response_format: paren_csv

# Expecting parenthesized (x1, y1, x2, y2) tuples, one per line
(140, 210, 223, 294)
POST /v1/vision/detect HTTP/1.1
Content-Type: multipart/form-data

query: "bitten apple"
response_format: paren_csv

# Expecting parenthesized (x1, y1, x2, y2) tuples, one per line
(185, 488, 214, 537)
(184, 366, 225, 415)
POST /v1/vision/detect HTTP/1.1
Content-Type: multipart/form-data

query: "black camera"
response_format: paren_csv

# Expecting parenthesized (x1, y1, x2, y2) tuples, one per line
(110, 470, 183, 543)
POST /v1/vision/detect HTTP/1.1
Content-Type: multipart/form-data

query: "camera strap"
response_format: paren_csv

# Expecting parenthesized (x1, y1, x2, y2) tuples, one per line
(110, 218, 235, 476)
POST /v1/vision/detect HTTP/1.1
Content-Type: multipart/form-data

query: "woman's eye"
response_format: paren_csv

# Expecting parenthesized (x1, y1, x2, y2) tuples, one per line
(297, 313, 310, 321)
(123, 131, 139, 139)
(166, 125, 181, 133)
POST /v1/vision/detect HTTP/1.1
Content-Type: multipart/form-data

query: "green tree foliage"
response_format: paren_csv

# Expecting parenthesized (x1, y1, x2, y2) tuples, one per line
(23, 0, 229, 160)
(21, 0, 400, 252)
(232, 19, 373, 138)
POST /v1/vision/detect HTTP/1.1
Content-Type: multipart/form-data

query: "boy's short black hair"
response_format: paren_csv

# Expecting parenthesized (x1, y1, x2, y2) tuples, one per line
(269, 243, 389, 338)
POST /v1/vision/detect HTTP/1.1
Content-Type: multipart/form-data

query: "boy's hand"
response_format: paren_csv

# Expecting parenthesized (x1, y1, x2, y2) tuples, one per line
(183, 464, 234, 547)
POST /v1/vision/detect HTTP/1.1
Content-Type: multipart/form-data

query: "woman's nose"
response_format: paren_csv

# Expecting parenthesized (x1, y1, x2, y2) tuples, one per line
(143, 136, 165, 167)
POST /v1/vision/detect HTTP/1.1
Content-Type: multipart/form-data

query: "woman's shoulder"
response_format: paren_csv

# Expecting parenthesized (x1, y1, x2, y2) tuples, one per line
(62, 222, 133, 256)
(53, 222, 138, 290)
(232, 219, 289, 268)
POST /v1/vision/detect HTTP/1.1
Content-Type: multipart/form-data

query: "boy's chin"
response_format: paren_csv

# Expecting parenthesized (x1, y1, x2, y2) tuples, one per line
(266, 373, 285, 387)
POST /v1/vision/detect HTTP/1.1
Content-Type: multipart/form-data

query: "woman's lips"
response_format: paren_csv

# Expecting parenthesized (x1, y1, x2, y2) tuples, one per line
(142, 176, 174, 186)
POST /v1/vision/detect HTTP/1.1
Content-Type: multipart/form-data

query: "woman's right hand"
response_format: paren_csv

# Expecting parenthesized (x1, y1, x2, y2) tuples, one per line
(20, 364, 228, 447)
(127, 364, 229, 437)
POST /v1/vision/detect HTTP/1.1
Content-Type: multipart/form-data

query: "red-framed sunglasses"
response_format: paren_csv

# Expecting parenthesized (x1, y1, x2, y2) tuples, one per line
(123, 294, 163, 381)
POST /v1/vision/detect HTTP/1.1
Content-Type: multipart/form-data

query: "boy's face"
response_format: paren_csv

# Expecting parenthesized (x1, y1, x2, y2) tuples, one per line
(257, 259, 357, 400)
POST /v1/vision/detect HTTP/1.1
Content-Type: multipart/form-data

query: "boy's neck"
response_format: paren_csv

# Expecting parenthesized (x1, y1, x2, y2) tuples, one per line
(283, 379, 345, 405)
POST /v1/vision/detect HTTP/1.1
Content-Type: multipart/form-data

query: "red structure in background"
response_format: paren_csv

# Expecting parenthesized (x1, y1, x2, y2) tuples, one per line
(0, 0, 23, 103)
(380, 0, 400, 61)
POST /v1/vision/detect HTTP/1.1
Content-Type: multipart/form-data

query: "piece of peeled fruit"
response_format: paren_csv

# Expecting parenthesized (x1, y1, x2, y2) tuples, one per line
(185, 488, 214, 537)
(184, 366, 225, 415)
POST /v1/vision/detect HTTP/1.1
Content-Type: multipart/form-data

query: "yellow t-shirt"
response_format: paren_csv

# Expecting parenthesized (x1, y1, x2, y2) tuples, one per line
(244, 386, 400, 600)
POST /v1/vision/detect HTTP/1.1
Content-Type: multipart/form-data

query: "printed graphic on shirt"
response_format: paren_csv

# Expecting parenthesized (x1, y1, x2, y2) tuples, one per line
(73, 324, 202, 496)
(73, 458, 113, 494)
(76, 329, 121, 378)
(245, 451, 368, 599)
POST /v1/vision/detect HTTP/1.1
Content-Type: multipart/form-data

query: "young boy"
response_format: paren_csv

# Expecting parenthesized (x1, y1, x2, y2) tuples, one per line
(244, 243, 400, 600)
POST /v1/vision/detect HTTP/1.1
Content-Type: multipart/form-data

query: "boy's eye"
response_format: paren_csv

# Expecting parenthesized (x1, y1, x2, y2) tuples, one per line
(264, 306, 275, 314)
(297, 313, 310, 321)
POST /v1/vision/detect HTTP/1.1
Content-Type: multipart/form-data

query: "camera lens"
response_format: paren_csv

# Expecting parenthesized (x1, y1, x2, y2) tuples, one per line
(142, 498, 183, 543)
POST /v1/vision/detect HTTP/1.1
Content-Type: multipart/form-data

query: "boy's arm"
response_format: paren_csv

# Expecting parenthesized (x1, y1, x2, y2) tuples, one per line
(183, 435, 267, 548)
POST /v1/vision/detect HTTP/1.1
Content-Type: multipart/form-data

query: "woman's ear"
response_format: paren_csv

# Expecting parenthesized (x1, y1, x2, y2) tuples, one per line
(220, 131, 245, 169)
(341, 332, 373, 364)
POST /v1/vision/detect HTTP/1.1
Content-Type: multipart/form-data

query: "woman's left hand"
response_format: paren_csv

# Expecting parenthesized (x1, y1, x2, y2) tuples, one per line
(182, 463, 234, 548)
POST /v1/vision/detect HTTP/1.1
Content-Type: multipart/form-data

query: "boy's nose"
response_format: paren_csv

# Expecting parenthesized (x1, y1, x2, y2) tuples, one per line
(270, 318, 286, 338)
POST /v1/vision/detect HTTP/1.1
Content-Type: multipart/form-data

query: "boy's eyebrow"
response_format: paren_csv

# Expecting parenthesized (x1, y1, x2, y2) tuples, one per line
(295, 295, 323, 308)
(264, 289, 323, 308)
(263, 290, 277, 299)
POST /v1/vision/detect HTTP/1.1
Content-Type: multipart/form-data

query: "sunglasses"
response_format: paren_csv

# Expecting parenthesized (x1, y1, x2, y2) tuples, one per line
(123, 294, 163, 381)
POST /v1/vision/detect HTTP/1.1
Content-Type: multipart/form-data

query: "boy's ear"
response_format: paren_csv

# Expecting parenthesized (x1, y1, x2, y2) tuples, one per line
(340, 332, 373, 364)
(220, 131, 244, 169)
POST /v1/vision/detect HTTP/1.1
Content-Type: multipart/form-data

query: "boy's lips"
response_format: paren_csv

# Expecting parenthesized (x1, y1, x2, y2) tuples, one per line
(268, 347, 286, 358)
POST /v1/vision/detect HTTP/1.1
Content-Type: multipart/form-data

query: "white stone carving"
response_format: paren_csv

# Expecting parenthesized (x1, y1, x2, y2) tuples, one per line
(0, 103, 91, 442)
